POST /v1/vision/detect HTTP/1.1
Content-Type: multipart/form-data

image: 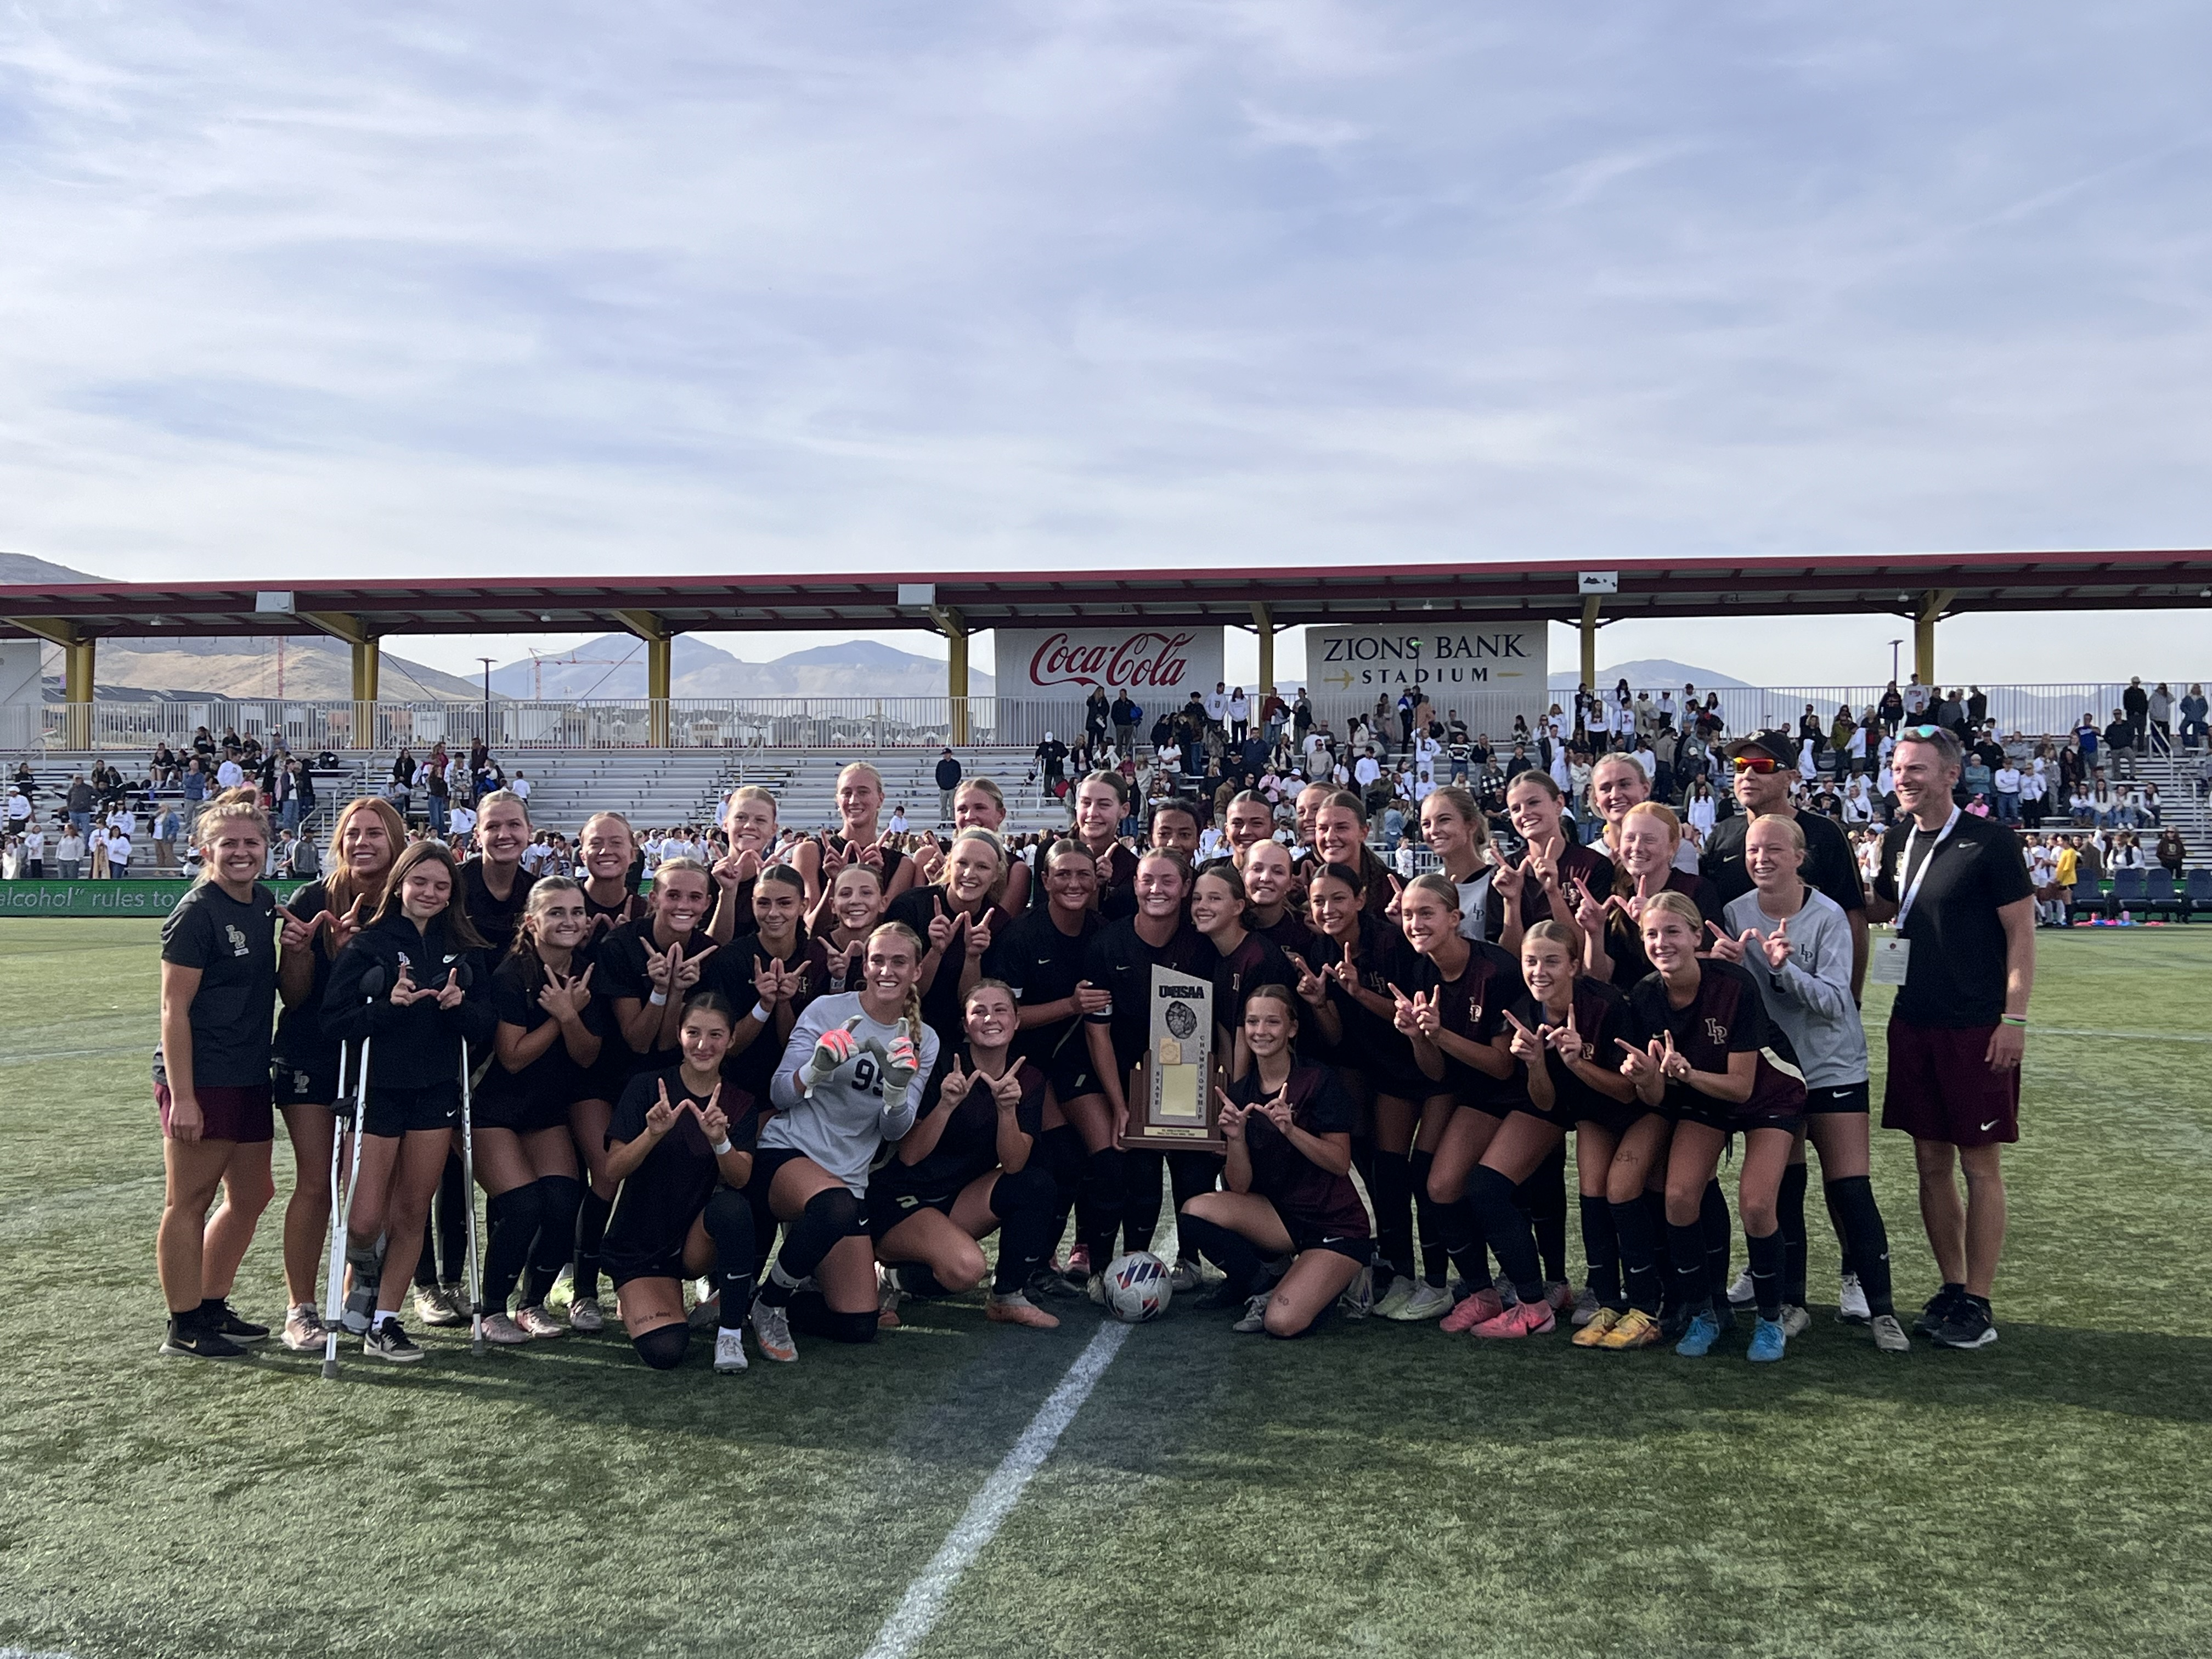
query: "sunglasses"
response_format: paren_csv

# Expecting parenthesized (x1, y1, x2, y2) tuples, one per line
(1899, 723, 1947, 738)
(1730, 756, 1781, 774)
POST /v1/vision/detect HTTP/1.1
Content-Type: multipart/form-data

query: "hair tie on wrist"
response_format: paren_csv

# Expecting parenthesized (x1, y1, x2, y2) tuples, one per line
(751, 1001, 772, 1023)
(648, 989, 668, 1006)
(710, 1136, 734, 1156)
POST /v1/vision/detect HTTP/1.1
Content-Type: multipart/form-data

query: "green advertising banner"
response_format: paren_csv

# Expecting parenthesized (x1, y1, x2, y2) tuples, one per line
(1, 878, 314, 917)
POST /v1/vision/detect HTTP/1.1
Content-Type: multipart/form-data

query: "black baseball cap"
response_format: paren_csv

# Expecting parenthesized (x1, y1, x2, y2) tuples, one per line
(1722, 730, 1797, 767)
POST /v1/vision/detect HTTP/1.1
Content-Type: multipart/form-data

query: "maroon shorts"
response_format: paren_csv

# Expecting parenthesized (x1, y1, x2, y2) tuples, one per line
(1880, 1022, 2019, 1148)
(155, 1082, 275, 1144)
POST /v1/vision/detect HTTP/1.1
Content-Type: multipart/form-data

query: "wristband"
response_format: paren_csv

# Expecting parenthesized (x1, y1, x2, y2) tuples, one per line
(2000, 1015, 2027, 1028)
(751, 1001, 772, 1023)
(710, 1135, 734, 1156)
(648, 989, 668, 1007)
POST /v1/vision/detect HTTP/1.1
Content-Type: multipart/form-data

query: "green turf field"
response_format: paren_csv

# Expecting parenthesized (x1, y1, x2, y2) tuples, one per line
(3, 919, 2208, 1659)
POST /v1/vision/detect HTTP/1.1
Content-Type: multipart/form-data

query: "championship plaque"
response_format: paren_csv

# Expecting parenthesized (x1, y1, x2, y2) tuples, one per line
(1119, 964, 1222, 1151)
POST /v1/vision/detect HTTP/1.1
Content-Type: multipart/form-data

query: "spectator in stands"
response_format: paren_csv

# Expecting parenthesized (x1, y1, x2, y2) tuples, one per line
(2180, 684, 2208, 752)
(214, 752, 244, 793)
(2155, 827, 2187, 877)
(2102, 709, 2137, 781)
(2146, 682, 2174, 755)
(64, 773, 94, 834)
(2139, 782, 2163, 827)
(57, 822, 85, 880)
(2072, 714, 2100, 771)
(2122, 678, 2149, 749)
(1990, 757, 2022, 824)
(934, 748, 963, 827)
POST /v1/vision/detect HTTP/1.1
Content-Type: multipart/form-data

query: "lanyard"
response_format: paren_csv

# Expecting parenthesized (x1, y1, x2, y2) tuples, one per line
(1894, 806, 1960, 928)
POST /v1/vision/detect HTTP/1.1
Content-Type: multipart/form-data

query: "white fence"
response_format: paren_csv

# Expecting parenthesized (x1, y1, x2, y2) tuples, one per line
(20, 681, 2166, 755)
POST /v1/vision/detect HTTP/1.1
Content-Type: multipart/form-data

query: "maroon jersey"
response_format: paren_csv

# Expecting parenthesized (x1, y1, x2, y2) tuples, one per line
(1209, 932, 1295, 1043)
(1505, 975, 1638, 1131)
(1627, 958, 1806, 1126)
(1425, 940, 1526, 1111)
(1599, 870, 1722, 989)
(1228, 1063, 1369, 1243)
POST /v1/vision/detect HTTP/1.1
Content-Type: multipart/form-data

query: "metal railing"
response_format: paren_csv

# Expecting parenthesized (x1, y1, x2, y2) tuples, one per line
(18, 682, 2186, 754)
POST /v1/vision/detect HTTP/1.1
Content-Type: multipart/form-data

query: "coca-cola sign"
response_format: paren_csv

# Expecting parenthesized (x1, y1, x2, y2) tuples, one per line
(998, 628, 1225, 697)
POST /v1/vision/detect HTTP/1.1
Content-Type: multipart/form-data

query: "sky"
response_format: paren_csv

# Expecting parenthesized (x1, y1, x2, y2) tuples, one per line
(3, 3, 2209, 689)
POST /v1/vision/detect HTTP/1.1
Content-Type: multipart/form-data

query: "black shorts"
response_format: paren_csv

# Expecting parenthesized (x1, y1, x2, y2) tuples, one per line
(1047, 1039, 1103, 1105)
(603, 1206, 701, 1290)
(1282, 1212, 1372, 1261)
(868, 1179, 964, 1240)
(363, 1082, 461, 1138)
(1571, 1097, 1651, 1137)
(1804, 1081, 1871, 1115)
(473, 1088, 575, 1137)
(746, 1144, 847, 1206)
(272, 1049, 341, 1109)
(1673, 1101, 1803, 1136)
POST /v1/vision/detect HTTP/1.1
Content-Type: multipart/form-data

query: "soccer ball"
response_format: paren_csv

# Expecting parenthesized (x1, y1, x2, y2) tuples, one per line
(1102, 1251, 1172, 1323)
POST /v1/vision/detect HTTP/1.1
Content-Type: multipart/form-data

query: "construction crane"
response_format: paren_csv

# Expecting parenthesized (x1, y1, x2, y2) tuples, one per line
(527, 644, 639, 700)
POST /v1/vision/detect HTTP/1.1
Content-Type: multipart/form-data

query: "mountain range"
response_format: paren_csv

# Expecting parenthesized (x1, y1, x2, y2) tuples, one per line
(488, 634, 990, 702)
(1548, 658, 1747, 691)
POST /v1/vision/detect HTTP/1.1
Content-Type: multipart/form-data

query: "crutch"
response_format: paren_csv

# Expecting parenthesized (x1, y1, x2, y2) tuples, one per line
(453, 958, 485, 1355)
(321, 966, 384, 1380)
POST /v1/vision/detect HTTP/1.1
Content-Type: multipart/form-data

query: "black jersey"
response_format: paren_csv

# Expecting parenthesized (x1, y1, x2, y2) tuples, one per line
(713, 927, 814, 1104)
(1252, 907, 1319, 962)
(819, 831, 907, 893)
(1424, 940, 1525, 1110)
(1082, 917, 1212, 1075)
(1505, 977, 1635, 1130)
(1487, 840, 1615, 936)
(981, 905, 1099, 1064)
(478, 951, 608, 1114)
(1299, 912, 1425, 1091)
(879, 1048, 1046, 1198)
(886, 887, 1017, 1049)
(1208, 931, 1295, 1043)
(460, 860, 536, 956)
(594, 917, 716, 1078)
(159, 880, 279, 1089)
(1599, 871, 1724, 989)
(320, 912, 496, 1093)
(1703, 809, 1866, 915)
(603, 1065, 760, 1256)
(1228, 1063, 1368, 1241)
(272, 877, 345, 1074)
(1628, 960, 1806, 1125)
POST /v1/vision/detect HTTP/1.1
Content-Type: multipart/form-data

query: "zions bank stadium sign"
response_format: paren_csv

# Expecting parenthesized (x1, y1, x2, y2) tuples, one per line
(1306, 624, 1547, 695)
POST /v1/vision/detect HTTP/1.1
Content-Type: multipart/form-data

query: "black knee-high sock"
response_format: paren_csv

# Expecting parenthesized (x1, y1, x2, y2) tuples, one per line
(573, 1188, 613, 1300)
(1778, 1161, 1809, 1307)
(1121, 1149, 1166, 1255)
(1437, 1195, 1494, 1291)
(1471, 1166, 1543, 1302)
(1517, 1143, 1568, 1284)
(762, 1187, 864, 1305)
(1041, 1124, 1085, 1260)
(1825, 1175, 1894, 1316)
(1822, 1180, 1859, 1280)
(522, 1176, 582, 1307)
(1177, 1212, 1263, 1299)
(1579, 1195, 1622, 1308)
(1166, 1152, 1223, 1260)
(435, 1151, 469, 1284)
(990, 1167, 1059, 1294)
(1700, 1180, 1731, 1304)
(1746, 1228, 1784, 1322)
(481, 1183, 545, 1314)
(703, 1186, 757, 1330)
(1409, 1149, 1447, 1285)
(1668, 1218, 1712, 1319)
(1076, 1148, 1126, 1267)
(1369, 1149, 1415, 1282)
(1644, 1190, 1674, 1311)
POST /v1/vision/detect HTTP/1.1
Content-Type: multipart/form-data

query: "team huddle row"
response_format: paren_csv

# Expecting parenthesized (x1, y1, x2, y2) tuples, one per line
(153, 721, 2034, 1373)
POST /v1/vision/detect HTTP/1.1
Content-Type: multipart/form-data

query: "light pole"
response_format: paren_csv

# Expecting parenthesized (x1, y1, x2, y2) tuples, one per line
(1888, 639, 1904, 684)
(478, 657, 494, 749)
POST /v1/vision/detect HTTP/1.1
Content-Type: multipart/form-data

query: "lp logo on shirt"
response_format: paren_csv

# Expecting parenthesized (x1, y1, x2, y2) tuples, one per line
(1704, 1019, 1728, 1045)
(225, 924, 250, 957)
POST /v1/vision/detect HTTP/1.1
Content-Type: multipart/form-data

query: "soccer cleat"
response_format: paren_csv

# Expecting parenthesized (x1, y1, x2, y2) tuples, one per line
(479, 1312, 532, 1346)
(1837, 1272, 1871, 1323)
(514, 1305, 566, 1340)
(1232, 1294, 1272, 1334)
(1869, 1313, 1911, 1354)
(1912, 1285, 1964, 1340)
(1030, 1268, 1084, 1301)
(198, 1300, 269, 1344)
(1372, 1274, 1417, 1320)
(364, 1319, 424, 1363)
(1571, 1307, 1622, 1346)
(749, 1300, 797, 1362)
(568, 1296, 606, 1334)
(1544, 1281, 1576, 1316)
(1933, 1299, 1998, 1350)
(1086, 1273, 1108, 1307)
(1336, 1263, 1375, 1319)
(1388, 1280, 1454, 1322)
(1471, 1298, 1556, 1340)
(415, 1285, 466, 1328)
(877, 1266, 902, 1330)
(1747, 1317, 1787, 1362)
(159, 1316, 249, 1361)
(281, 1304, 327, 1352)
(1779, 1305, 1812, 1338)
(714, 1328, 749, 1373)
(1440, 1286, 1506, 1334)
(1168, 1257, 1204, 1294)
(1725, 1268, 1756, 1307)
(1570, 1285, 1603, 1326)
(1674, 1310, 1723, 1358)
(1596, 1307, 1663, 1349)
(689, 1293, 723, 1330)
(986, 1293, 1060, 1330)
(1062, 1244, 1092, 1285)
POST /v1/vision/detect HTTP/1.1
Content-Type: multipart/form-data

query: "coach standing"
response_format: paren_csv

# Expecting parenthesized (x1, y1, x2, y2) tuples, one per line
(935, 748, 963, 828)
(1865, 725, 2034, 1351)
(1702, 731, 1870, 997)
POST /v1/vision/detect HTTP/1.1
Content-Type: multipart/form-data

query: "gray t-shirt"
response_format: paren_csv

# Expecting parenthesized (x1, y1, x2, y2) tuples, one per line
(1720, 887, 1867, 1090)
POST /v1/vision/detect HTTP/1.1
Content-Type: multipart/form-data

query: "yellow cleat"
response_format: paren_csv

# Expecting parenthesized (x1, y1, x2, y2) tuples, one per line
(1596, 1307, 1663, 1350)
(1571, 1307, 1621, 1347)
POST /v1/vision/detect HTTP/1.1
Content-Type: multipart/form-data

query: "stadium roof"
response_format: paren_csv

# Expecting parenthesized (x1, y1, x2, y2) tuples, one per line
(4, 550, 2210, 641)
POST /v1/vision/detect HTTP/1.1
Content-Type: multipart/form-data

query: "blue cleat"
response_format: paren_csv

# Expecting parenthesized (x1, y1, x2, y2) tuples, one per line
(1675, 1310, 1722, 1358)
(1747, 1317, 1787, 1363)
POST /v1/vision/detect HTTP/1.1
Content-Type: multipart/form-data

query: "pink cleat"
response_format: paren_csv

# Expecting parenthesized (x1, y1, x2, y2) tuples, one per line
(1440, 1286, 1506, 1333)
(1472, 1298, 1559, 1340)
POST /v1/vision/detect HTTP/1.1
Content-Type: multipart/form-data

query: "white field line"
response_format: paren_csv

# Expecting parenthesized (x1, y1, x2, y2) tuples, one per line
(2033, 1026, 2212, 1043)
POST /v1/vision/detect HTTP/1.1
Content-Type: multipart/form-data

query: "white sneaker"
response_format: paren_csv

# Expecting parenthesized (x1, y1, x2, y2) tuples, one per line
(1168, 1257, 1203, 1294)
(1232, 1294, 1271, 1334)
(415, 1285, 466, 1327)
(479, 1312, 532, 1346)
(1372, 1274, 1416, 1320)
(749, 1298, 797, 1362)
(1837, 1272, 1871, 1323)
(1780, 1304, 1812, 1338)
(1725, 1268, 1756, 1307)
(568, 1296, 605, 1334)
(1337, 1263, 1375, 1318)
(514, 1305, 566, 1339)
(1869, 1313, 1910, 1353)
(1387, 1280, 1454, 1322)
(281, 1304, 326, 1352)
(714, 1328, 749, 1373)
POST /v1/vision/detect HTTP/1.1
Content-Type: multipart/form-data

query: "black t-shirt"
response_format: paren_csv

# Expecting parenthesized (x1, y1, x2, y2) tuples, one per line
(1871, 812, 2034, 1028)
(1425, 941, 1525, 1109)
(1505, 977, 1633, 1126)
(713, 927, 815, 1104)
(1599, 871, 1723, 989)
(606, 1065, 760, 1247)
(272, 877, 344, 1070)
(595, 917, 716, 1079)
(1703, 810, 1866, 914)
(1485, 841, 1614, 936)
(886, 887, 1016, 1049)
(160, 881, 279, 1089)
(1299, 912, 1425, 1088)
(460, 860, 536, 956)
(478, 951, 609, 1111)
(1082, 918, 1212, 1075)
(1228, 1063, 1368, 1240)
(1208, 932, 1295, 1044)
(584, 885, 645, 934)
(1252, 908, 1319, 962)
(882, 1048, 1046, 1196)
(1628, 960, 1805, 1121)
(982, 906, 1099, 1064)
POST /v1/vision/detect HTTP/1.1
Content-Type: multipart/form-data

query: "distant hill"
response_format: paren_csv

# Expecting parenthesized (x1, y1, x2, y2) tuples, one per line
(491, 633, 994, 702)
(1, 551, 103, 584)
(1549, 658, 1749, 691)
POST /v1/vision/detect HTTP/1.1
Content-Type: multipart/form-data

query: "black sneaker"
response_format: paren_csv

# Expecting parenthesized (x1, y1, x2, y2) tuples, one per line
(1933, 1297, 1998, 1350)
(363, 1319, 425, 1363)
(198, 1299, 270, 1344)
(160, 1316, 249, 1361)
(1189, 1281, 1256, 1312)
(1028, 1269, 1084, 1302)
(1912, 1284, 1966, 1340)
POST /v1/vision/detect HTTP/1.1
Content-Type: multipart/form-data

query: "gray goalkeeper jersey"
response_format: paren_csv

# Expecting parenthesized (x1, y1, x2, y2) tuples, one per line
(764, 993, 938, 1194)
